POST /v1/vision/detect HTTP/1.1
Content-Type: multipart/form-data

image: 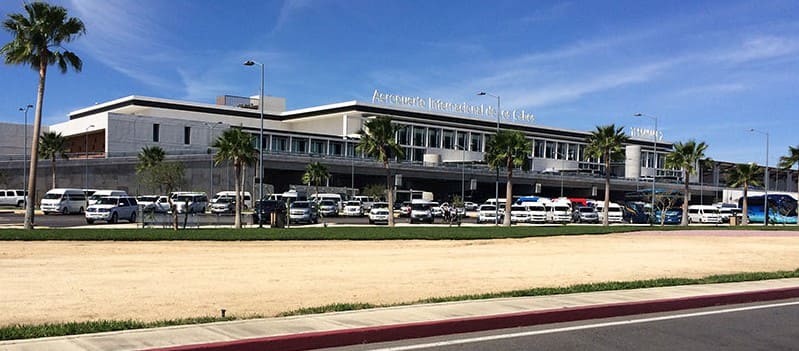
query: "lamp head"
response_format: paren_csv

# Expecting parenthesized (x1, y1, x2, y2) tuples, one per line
(477, 92, 486, 96)
(633, 113, 643, 117)
(27, 104, 33, 108)
(243, 60, 255, 66)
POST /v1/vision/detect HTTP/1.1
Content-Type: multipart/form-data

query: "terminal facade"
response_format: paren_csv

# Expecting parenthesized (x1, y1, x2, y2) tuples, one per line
(0, 93, 795, 205)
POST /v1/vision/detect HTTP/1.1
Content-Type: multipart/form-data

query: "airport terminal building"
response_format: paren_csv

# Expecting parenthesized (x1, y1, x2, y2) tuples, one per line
(1, 91, 795, 204)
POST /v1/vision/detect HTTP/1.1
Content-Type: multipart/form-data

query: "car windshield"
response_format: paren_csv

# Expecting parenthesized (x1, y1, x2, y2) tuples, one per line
(411, 204, 430, 210)
(346, 201, 360, 206)
(511, 206, 526, 211)
(138, 196, 158, 202)
(216, 198, 233, 204)
(579, 207, 595, 213)
(291, 202, 310, 209)
(97, 197, 119, 205)
(480, 205, 496, 211)
(320, 200, 336, 206)
(43, 193, 62, 200)
(372, 203, 388, 209)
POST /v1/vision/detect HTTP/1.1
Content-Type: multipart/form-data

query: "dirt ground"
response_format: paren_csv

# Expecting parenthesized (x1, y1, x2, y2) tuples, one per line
(1, 230, 798, 326)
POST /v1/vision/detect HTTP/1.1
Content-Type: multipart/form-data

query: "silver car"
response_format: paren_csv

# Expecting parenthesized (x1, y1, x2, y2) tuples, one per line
(85, 196, 138, 224)
(289, 201, 319, 224)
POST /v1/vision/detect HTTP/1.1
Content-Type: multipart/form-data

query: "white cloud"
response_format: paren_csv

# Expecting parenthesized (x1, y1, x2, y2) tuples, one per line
(719, 36, 799, 64)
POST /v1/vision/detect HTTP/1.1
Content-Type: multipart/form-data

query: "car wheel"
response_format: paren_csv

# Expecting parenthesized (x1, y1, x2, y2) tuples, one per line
(62, 207, 69, 215)
(79, 207, 84, 214)
(129, 211, 137, 223)
(369, 219, 374, 224)
(17, 200, 24, 208)
(86, 219, 94, 224)
(110, 212, 118, 224)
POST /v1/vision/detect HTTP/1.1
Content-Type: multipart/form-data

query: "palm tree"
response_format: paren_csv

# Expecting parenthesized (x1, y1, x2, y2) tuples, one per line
(136, 146, 165, 174)
(484, 130, 532, 226)
(212, 128, 258, 229)
(2, 2, 86, 229)
(357, 117, 404, 227)
(727, 163, 763, 225)
(303, 161, 330, 200)
(38, 131, 69, 189)
(779, 145, 799, 200)
(664, 140, 709, 225)
(585, 124, 629, 226)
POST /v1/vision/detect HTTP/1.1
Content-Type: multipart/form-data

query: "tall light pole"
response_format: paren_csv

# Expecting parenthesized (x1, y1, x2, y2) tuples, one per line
(634, 113, 658, 224)
(19, 105, 33, 199)
(478, 91, 500, 225)
(455, 144, 466, 202)
(749, 128, 769, 226)
(244, 60, 265, 228)
(205, 122, 223, 197)
(84, 124, 95, 196)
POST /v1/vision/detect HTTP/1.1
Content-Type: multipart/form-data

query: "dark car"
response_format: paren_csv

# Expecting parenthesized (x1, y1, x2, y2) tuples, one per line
(253, 199, 287, 225)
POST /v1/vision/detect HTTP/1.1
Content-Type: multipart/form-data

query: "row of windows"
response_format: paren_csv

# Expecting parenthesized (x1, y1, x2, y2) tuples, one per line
(145, 122, 659, 169)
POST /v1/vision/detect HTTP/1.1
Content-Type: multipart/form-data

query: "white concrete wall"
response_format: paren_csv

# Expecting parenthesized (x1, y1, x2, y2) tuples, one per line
(625, 145, 642, 179)
(0, 122, 41, 159)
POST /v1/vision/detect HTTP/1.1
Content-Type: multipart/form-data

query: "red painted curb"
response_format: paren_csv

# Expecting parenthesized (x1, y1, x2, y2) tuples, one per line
(149, 286, 799, 351)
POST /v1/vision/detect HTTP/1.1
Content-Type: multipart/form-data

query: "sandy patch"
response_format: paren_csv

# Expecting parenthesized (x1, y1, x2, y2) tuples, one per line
(1, 230, 798, 326)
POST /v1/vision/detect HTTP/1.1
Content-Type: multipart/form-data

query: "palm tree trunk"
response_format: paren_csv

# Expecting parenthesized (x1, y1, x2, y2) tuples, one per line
(51, 158, 57, 189)
(386, 163, 394, 227)
(234, 162, 242, 229)
(681, 174, 690, 226)
(602, 154, 610, 226)
(503, 165, 513, 227)
(24, 63, 48, 229)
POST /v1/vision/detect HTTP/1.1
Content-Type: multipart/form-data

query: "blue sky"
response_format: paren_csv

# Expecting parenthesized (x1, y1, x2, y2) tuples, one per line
(2, 0, 798, 166)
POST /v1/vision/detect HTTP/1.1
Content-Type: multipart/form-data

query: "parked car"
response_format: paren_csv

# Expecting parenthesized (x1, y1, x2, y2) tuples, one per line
(85, 196, 138, 224)
(317, 200, 339, 217)
(653, 208, 682, 225)
(137, 195, 170, 213)
(398, 201, 412, 217)
(211, 191, 252, 209)
(210, 197, 237, 214)
(252, 199, 287, 225)
(572, 206, 599, 223)
(463, 201, 479, 211)
(430, 202, 443, 217)
(343, 200, 364, 217)
(409, 202, 434, 224)
(509, 205, 532, 223)
(41, 188, 86, 215)
(687, 205, 722, 224)
(0, 189, 27, 207)
(369, 202, 391, 225)
(477, 204, 501, 224)
(87, 190, 127, 205)
(170, 192, 208, 214)
(289, 201, 319, 224)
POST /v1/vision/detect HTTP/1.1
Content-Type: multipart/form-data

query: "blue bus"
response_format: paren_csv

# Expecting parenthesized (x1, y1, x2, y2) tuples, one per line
(738, 194, 797, 224)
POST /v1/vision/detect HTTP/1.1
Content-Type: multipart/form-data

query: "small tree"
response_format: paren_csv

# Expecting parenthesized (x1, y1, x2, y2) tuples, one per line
(778, 145, 799, 198)
(303, 161, 330, 223)
(357, 117, 404, 227)
(727, 163, 763, 225)
(665, 139, 708, 226)
(585, 125, 629, 226)
(362, 183, 386, 201)
(149, 162, 186, 230)
(38, 131, 70, 189)
(212, 128, 257, 229)
(484, 130, 532, 226)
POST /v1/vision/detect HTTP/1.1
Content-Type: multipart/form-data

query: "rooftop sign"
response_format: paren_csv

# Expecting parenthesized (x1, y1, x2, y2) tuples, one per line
(371, 89, 535, 123)
(628, 126, 664, 141)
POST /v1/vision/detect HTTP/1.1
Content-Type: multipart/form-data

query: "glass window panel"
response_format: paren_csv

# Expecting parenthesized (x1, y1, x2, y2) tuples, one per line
(470, 133, 483, 152)
(443, 129, 455, 149)
(272, 136, 287, 152)
(330, 141, 343, 156)
(427, 128, 441, 148)
(457, 131, 467, 149)
(413, 148, 425, 162)
(557, 142, 568, 159)
(534, 140, 545, 158)
(397, 124, 411, 145)
(545, 141, 556, 159)
(413, 126, 426, 147)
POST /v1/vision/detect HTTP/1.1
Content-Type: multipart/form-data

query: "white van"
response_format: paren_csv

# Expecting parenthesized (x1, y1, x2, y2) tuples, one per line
(0, 189, 27, 207)
(88, 190, 128, 205)
(170, 192, 209, 214)
(212, 191, 252, 209)
(687, 205, 721, 224)
(310, 193, 344, 210)
(41, 188, 87, 215)
(550, 201, 573, 223)
(595, 202, 624, 223)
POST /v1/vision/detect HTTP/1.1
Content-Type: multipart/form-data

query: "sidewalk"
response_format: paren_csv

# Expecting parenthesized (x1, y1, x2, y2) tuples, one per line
(2, 278, 798, 351)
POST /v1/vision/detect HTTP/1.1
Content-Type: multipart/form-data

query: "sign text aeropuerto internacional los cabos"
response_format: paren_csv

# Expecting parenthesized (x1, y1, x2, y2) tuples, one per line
(371, 89, 535, 123)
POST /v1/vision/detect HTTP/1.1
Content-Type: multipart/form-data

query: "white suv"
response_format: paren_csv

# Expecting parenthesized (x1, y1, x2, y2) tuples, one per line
(368, 202, 391, 225)
(85, 196, 138, 224)
(0, 189, 27, 207)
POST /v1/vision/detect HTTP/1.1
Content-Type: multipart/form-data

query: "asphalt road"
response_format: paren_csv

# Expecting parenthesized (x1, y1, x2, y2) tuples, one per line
(319, 299, 799, 351)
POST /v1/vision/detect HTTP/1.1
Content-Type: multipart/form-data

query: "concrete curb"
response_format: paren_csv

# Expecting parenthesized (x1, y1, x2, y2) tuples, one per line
(147, 286, 799, 351)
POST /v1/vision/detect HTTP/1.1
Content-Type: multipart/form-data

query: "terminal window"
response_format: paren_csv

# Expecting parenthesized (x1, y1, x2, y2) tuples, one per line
(152, 123, 160, 142)
(184, 126, 191, 145)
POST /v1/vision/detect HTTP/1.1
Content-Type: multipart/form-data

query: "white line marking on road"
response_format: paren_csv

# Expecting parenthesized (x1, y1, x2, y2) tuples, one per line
(367, 300, 799, 350)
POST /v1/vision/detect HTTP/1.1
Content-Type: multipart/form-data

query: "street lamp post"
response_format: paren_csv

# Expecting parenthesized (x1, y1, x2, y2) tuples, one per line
(85, 125, 95, 196)
(478, 92, 501, 225)
(634, 113, 658, 224)
(19, 105, 33, 198)
(749, 128, 769, 226)
(205, 122, 223, 198)
(454, 144, 466, 203)
(244, 60, 265, 228)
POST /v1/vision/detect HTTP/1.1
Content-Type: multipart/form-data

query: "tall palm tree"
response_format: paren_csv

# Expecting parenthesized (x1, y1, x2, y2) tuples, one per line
(585, 124, 629, 226)
(484, 130, 532, 226)
(212, 128, 257, 229)
(38, 131, 69, 189)
(779, 145, 799, 200)
(2, 2, 86, 229)
(357, 117, 404, 227)
(665, 139, 708, 226)
(727, 163, 763, 225)
(303, 161, 330, 200)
